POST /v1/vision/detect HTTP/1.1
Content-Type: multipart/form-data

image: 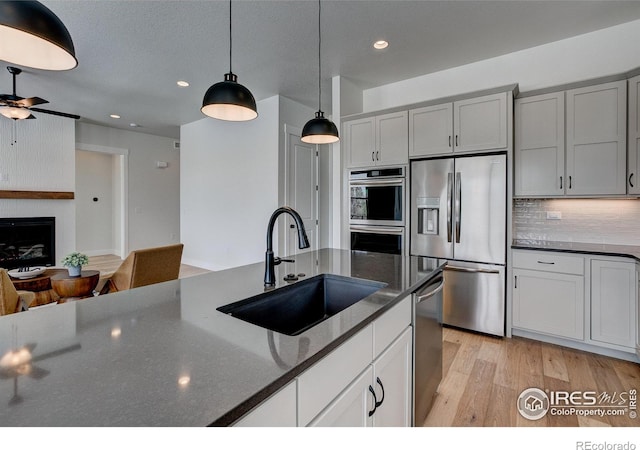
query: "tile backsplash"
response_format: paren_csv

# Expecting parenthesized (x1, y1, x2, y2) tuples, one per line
(513, 198, 640, 245)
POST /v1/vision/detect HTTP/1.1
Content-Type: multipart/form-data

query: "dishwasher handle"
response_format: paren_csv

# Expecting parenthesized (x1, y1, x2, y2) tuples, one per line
(415, 275, 444, 304)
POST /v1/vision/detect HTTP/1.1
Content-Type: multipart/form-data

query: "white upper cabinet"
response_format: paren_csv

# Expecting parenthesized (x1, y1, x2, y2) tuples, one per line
(409, 92, 508, 158)
(514, 92, 565, 197)
(453, 92, 508, 153)
(628, 74, 640, 195)
(565, 80, 627, 195)
(345, 111, 408, 168)
(409, 103, 454, 157)
(514, 80, 628, 197)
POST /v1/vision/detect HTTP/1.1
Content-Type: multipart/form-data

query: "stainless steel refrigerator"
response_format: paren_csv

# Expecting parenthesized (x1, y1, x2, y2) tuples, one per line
(410, 154, 506, 336)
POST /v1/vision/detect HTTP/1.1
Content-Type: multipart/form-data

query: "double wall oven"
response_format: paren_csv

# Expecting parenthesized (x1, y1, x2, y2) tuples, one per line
(349, 167, 406, 255)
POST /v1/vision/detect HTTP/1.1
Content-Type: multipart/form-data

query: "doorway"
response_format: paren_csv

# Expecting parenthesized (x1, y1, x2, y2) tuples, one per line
(284, 124, 318, 257)
(75, 143, 128, 258)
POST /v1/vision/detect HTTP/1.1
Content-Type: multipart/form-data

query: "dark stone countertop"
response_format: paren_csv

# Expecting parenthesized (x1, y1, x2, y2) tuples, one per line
(512, 239, 640, 263)
(0, 249, 442, 427)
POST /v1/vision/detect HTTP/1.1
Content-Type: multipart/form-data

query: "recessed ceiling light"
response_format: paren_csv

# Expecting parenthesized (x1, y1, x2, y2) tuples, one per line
(110, 114, 121, 119)
(177, 80, 189, 87)
(373, 40, 389, 50)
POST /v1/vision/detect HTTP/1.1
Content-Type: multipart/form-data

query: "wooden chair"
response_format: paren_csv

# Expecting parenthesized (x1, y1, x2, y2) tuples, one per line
(98, 244, 184, 295)
(0, 268, 36, 315)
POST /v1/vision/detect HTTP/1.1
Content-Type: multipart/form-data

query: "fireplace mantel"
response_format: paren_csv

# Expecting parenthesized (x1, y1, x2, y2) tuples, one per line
(0, 190, 74, 200)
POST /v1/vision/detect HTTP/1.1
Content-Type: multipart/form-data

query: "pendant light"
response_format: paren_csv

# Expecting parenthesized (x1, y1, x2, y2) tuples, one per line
(301, 0, 339, 144)
(201, 0, 257, 121)
(0, 1, 77, 71)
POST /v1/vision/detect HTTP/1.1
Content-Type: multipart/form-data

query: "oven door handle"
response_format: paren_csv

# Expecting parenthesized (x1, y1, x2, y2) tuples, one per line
(350, 225, 404, 235)
(349, 178, 405, 187)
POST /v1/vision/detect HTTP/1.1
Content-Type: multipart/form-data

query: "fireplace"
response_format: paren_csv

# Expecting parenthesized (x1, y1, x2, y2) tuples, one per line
(0, 217, 56, 269)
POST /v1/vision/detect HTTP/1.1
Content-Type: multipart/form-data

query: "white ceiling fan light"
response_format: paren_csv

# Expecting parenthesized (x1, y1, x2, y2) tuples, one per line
(0, 105, 32, 120)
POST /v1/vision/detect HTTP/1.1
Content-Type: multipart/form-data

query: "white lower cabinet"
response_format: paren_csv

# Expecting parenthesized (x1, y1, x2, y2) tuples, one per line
(309, 327, 412, 427)
(512, 249, 639, 360)
(233, 381, 297, 427)
(234, 295, 413, 427)
(591, 259, 637, 350)
(512, 251, 585, 340)
(513, 268, 584, 340)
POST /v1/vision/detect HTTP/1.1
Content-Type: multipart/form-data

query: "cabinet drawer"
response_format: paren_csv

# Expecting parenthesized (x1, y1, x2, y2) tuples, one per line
(373, 295, 411, 358)
(297, 324, 373, 426)
(513, 250, 584, 275)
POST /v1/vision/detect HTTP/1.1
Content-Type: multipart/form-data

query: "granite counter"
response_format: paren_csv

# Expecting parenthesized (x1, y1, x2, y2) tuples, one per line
(512, 239, 640, 263)
(0, 249, 441, 427)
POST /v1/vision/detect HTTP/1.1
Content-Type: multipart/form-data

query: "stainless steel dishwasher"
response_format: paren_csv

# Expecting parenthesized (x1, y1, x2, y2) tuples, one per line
(412, 261, 444, 426)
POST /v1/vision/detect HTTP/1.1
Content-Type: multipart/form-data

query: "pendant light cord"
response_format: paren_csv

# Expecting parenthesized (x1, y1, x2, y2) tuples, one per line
(317, 0, 322, 111)
(229, 0, 233, 73)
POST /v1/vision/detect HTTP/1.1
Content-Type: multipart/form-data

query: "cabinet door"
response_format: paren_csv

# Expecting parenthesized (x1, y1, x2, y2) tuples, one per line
(376, 111, 408, 166)
(234, 381, 297, 427)
(308, 366, 374, 427)
(345, 117, 376, 168)
(409, 103, 453, 157)
(514, 92, 565, 197)
(629, 75, 640, 195)
(453, 92, 507, 153)
(371, 327, 412, 427)
(591, 259, 637, 349)
(513, 268, 584, 340)
(566, 81, 627, 195)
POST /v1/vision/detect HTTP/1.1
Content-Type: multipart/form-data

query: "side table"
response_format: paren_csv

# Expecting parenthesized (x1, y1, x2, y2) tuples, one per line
(51, 270, 100, 303)
(10, 268, 66, 306)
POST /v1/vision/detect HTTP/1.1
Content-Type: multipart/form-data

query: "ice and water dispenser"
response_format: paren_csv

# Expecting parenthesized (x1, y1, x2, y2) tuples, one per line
(416, 197, 440, 235)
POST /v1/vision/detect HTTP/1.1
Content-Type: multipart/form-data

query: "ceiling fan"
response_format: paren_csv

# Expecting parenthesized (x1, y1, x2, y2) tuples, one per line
(0, 66, 80, 121)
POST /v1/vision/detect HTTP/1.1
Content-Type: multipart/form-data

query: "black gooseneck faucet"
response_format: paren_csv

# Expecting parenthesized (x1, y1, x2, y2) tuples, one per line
(264, 206, 310, 287)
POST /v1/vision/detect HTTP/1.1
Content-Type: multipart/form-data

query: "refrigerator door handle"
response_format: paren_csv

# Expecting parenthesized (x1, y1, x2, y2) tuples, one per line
(454, 172, 461, 243)
(444, 265, 501, 274)
(446, 173, 453, 243)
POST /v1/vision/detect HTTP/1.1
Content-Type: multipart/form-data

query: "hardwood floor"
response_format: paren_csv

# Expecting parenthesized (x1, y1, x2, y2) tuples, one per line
(84, 254, 211, 279)
(423, 327, 640, 427)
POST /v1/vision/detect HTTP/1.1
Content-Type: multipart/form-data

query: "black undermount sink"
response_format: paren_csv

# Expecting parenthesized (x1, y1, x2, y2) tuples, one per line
(217, 274, 386, 336)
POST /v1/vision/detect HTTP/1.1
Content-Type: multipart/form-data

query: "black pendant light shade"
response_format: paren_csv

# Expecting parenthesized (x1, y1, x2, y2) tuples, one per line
(302, 111, 339, 144)
(0, 1, 77, 71)
(201, 0, 257, 122)
(302, 0, 339, 145)
(201, 72, 257, 121)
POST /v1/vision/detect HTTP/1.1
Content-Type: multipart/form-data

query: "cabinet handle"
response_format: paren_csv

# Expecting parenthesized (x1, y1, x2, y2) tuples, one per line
(569, 176, 572, 189)
(514, 275, 517, 289)
(455, 135, 459, 147)
(630, 173, 635, 188)
(368, 385, 378, 417)
(371, 151, 375, 162)
(537, 260, 555, 265)
(376, 151, 379, 161)
(375, 377, 385, 408)
(448, 135, 451, 147)
(560, 176, 563, 190)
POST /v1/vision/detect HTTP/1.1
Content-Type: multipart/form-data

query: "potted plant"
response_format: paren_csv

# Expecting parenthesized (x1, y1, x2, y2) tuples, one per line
(61, 252, 89, 277)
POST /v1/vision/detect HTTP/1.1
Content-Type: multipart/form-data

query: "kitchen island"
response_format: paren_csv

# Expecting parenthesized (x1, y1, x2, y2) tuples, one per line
(0, 249, 441, 426)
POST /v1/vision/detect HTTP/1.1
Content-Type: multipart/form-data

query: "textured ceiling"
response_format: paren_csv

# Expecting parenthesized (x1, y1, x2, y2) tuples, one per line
(2, 0, 640, 139)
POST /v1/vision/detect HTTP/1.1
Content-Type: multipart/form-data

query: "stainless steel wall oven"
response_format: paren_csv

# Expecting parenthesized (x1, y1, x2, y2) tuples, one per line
(349, 167, 406, 255)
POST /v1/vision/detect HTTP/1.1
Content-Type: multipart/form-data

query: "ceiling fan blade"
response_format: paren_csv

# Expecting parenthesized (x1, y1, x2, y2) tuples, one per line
(30, 107, 80, 120)
(19, 97, 49, 107)
(26, 114, 36, 120)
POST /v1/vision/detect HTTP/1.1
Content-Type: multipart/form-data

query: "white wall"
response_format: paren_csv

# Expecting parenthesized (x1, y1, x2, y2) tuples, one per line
(363, 19, 640, 112)
(0, 115, 76, 265)
(76, 123, 180, 253)
(180, 95, 280, 271)
(75, 150, 114, 255)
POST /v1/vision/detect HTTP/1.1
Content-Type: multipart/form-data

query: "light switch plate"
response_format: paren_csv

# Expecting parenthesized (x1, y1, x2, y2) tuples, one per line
(546, 211, 562, 220)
